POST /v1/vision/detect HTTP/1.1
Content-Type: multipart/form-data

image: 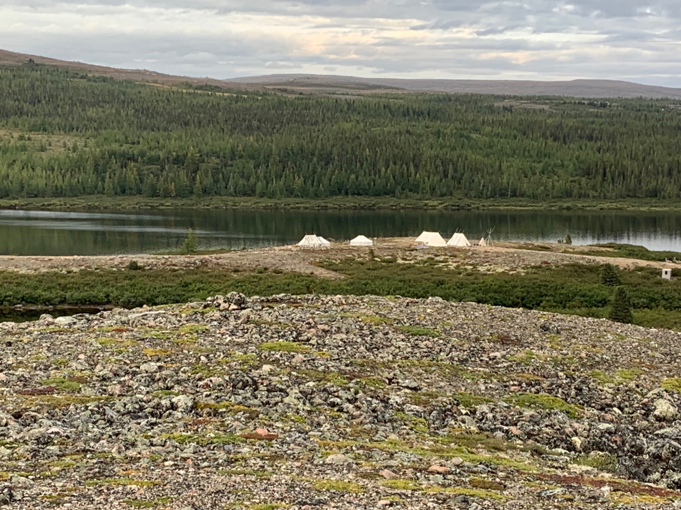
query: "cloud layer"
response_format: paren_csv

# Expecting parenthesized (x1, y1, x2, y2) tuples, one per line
(1, 0, 679, 85)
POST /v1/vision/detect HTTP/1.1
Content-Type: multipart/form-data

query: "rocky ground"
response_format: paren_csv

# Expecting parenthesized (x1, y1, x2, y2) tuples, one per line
(2, 294, 681, 509)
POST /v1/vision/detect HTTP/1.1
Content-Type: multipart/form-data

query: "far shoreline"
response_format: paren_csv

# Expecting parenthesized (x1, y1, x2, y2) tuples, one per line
(2, 195, 681, 212)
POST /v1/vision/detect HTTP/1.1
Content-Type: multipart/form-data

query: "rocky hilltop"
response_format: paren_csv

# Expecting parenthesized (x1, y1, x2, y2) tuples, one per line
(2, 294, 681, 509)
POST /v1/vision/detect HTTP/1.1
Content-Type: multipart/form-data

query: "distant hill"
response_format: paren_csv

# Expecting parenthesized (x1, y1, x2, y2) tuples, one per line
(2, 48, 681, 99)
(228, 74, 681, 99)
(0, 48, 252, 91)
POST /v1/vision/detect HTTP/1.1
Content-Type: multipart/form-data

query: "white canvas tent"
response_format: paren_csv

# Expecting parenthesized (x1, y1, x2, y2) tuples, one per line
(350, 235, 373, 247)
(447, 233, 471, 247)
(414, 231, 447, 247)
(297, 235, 329, 249)
(479, 237, 488, 247)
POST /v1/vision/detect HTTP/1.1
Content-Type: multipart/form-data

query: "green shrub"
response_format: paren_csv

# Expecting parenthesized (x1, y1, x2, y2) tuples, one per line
(591, 244, 681, 263)
(600, 264, 621, 286)
(5, 256, 681, 331)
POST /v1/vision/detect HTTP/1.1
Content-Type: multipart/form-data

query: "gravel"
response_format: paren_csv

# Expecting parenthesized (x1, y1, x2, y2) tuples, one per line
(2, 293, 681, 509)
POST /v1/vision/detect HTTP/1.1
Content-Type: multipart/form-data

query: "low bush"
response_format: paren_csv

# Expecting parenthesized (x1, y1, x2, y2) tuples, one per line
(3, 256, 681, 330)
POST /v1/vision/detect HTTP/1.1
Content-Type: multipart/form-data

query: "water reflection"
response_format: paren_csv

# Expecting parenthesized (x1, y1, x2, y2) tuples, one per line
(0, 208, 680, 255)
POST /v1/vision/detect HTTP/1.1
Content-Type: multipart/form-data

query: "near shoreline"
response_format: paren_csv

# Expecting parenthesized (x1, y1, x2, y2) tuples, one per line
(2, 196, 681, 212)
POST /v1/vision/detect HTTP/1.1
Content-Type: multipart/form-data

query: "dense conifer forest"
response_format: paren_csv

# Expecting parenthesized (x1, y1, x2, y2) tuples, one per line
(1, 63, 680, 201)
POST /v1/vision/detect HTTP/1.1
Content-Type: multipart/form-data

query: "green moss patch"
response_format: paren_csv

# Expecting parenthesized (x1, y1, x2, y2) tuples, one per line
(455, 392, 493, 408)
(160, 433, 243, 446)
(85, 478, 159, 488)
(425, 487, 506, 500)
(313, 479, 364, 493)
(178, 324, 209, 334)
(662, 378, 681, 393)
(382, 479, 421, 491)
(218, 469, 272, 479)
(259, 341, 311, 353)
(40, 377, 84, 392)
(505, 393, 582, 419)
(297, 369, 348, 386)
(574, 453, 618, 473)
(124, 498, 172, 508)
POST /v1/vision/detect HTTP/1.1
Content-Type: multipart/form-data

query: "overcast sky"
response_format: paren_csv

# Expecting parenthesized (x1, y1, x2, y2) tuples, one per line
(1, 0, 679, 85)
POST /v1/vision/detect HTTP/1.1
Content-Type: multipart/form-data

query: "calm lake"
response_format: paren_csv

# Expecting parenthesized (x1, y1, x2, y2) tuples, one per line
(1, 208, 681, 256)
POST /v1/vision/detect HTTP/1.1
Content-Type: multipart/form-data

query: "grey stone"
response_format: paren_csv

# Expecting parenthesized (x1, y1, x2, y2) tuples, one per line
(140, 362, 159, 374)
(54, 316, 77, 326)
(653, 399, 678, 421)
(324, 453, 352, 465)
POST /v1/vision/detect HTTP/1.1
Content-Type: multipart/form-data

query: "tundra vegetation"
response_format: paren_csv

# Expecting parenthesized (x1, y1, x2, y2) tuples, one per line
(1, 258, 680, 330)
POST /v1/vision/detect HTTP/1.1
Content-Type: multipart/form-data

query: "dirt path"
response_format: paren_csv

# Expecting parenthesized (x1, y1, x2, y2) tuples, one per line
(0, 246, 341, 279)
(0, 239, 674, 275)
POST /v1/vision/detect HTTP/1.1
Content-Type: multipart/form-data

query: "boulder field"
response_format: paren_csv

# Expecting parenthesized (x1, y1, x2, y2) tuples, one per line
(2, 294, 681, 509)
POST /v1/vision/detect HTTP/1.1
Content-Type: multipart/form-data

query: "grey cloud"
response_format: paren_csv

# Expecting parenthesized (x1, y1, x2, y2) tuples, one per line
(0, 29, 287, 76)
(565, 0, 681, 17)
(3, 0, 681, 22)
(410, 20, 467, 31)
(0, 0, 679, 85)
(475, 27, 518, 36)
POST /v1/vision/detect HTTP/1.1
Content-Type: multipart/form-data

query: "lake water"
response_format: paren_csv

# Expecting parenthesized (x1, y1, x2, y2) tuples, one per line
(1, 208, 681, 256)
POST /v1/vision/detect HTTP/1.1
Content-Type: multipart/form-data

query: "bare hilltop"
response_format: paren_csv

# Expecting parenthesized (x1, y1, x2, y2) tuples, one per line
(228, 74, 681, 99)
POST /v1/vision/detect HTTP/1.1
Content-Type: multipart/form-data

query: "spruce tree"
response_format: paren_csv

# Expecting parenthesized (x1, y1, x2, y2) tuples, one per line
(180, 228, 197, 254)
(609, 287, 633, 324)
(600, 264, 621, 286)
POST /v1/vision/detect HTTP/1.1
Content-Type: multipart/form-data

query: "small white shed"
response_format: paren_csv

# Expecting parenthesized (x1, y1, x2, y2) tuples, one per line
(663, 268, 673, 280)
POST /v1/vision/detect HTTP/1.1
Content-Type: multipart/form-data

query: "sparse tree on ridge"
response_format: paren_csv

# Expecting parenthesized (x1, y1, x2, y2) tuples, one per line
(609, 287, 633, 324)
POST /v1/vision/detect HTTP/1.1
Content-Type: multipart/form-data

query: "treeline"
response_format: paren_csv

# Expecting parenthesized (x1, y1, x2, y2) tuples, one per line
(1, 63, 681, 201)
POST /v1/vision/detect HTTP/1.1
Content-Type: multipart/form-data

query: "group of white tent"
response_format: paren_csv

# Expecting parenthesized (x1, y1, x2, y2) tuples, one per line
(298, 231, 487, 249)
(349, 235, 373, 246)
(298, 234, 374, 249)
(297, 234, 331, 249)
(415, 231, 487, 248)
